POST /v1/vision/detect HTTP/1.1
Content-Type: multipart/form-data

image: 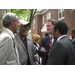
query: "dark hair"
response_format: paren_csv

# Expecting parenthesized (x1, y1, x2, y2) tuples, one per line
(47, 19, 57, 26)
(72, 29, 75, 34)
(45, 33, 49, 36)
(54, 21, 69, 35)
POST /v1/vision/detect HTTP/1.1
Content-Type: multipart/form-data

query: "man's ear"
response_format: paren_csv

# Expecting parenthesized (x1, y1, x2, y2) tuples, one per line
(11, 21, 15, 27)
(74, 33, 75, 35)
(56, 29, 62, 37)
(56, 29, 59, 34)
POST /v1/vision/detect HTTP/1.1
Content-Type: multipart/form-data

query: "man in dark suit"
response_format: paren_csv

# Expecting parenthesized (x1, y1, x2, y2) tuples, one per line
(38, 19, 57, 65)
(71, 29, 75, 47)
(48, 21, 75, 65)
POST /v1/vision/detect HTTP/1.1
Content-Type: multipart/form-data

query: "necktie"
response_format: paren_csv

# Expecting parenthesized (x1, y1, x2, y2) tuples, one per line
(46, 36, 52, 65)
(14, 38, 21, 65)
(49, 35, 52, 50)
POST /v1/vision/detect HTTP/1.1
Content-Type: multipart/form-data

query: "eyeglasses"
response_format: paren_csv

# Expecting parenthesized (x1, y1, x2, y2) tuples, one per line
(24, 25, 30, 28)
(23, 26, 29, 31)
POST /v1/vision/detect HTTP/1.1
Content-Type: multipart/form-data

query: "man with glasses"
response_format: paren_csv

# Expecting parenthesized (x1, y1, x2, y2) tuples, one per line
(0, 12, 20, 65)
(15, 20, 35, 65)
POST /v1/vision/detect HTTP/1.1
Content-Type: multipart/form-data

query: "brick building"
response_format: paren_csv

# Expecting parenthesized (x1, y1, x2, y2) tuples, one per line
(31, 9, 75, 41)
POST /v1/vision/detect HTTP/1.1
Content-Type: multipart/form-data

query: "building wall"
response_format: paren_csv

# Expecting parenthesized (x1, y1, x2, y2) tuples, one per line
(59, 9, 75, 36)
(49, 9, 58, 20)
(31, 15, 42, 35)
(41, 9, 58, 38)
(31, 15, 42, 44)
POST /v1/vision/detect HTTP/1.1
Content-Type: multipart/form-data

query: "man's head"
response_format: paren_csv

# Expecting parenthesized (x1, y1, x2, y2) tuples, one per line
(19, 20, 31, 36)
(46, 19, 56, 35)
(71, 29, 75, 39)
(53, 21, 69, 40)
(2, 12, 20, 33)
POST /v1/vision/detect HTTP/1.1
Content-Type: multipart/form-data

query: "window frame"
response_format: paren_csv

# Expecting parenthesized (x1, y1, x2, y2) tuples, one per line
(33, 19, 35, 29)
(71, 9, 75, 11)
(58, 9, 65, 20)
(46, 12, 51, 21)
(42, 16, 44, 25)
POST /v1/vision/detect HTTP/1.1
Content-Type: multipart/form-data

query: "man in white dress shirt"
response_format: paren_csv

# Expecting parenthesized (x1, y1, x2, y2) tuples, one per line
(0, 12, 20, 65)
(38, 19, 57, 65)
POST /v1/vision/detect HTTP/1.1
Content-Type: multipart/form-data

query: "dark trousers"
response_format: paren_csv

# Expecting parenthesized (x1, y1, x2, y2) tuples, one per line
(42, 57, 48, 65)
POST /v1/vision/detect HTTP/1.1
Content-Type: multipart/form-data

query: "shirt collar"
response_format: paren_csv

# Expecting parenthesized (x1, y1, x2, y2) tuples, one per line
(49, 35, 54, 38)
(57, 35, 67, 41)
(72, 38, 75, 42)
(5, 28, 14, 38)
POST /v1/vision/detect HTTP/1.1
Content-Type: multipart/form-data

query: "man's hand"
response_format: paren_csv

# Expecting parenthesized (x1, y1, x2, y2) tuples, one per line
(41, 47, 46, 51)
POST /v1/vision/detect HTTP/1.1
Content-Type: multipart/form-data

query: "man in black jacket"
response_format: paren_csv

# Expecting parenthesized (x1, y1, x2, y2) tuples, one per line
(71, 29, 75, 47)
(48, 21, 75, 65)
(38, 19, 57, 65)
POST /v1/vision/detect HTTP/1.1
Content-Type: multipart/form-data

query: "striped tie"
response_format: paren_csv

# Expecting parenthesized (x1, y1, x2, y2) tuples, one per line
(49, 35, 52, 50)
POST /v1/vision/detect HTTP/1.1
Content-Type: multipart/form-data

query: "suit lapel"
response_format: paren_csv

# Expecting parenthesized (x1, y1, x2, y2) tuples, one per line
(47, 36, 50, 42)
(47, 36, 50, 49)
(27, 37, 30, 53)
(15, 33, 27, 51)
(52, 40, 57, 47)
(27, 36, 33, 64)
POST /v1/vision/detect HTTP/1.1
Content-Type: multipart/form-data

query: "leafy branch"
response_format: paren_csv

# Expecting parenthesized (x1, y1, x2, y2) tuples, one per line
(6, 9, 37, 23)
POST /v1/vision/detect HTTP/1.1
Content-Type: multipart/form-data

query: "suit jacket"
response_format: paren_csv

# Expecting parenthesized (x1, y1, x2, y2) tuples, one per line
(15, 33, 35, 65)
(0, 29, 20, 65)
(72, 38, 75, 49)
(48, 36, 75, 65)
(38, 35, 56, 65)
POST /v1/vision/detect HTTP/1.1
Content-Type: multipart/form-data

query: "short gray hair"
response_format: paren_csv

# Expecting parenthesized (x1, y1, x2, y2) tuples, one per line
(2, 12, 18, 27)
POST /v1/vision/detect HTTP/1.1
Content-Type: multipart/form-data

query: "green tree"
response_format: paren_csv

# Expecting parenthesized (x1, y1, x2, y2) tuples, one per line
(6, 9, 37, 23)
(0, 9, 5, 33)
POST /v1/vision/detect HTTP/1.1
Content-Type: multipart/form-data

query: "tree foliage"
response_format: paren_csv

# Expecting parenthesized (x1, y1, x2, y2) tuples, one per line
(6, 9, 37, 30)
(6, 9, 37, 23)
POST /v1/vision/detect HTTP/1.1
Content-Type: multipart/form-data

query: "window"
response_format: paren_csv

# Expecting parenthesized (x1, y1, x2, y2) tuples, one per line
(42, 16, 44, 24)
(58, 9, 64, 20)
(33, 19, 35, 29)
(46, 12, 51, 21)
(71, 9, 75, 11)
